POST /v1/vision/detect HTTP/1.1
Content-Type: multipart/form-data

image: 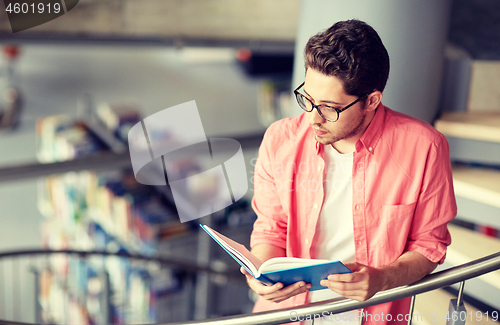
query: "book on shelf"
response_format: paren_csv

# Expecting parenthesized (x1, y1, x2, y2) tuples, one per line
(96, 102, 142, 142)
(200, 224, 352, 291)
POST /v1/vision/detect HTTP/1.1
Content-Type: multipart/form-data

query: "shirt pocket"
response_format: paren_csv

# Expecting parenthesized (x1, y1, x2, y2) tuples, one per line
(382, 202, 416, 221)
(373, 202, 416, 265)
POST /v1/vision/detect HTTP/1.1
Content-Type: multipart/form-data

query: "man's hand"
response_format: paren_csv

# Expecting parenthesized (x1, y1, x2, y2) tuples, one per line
(241, 267, 312, 303)
(319, 262, 386, 301)
(242, 243, 311, 303)
(320, 251, 438, 302)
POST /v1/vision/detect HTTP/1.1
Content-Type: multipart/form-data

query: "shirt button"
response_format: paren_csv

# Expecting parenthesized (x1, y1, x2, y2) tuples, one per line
(368, 146, 373, 152)
(317, 165, 322, 171)
(355, 205, 360, 210)
(305, 239, 310, 245)
(313, 203, 319, 209)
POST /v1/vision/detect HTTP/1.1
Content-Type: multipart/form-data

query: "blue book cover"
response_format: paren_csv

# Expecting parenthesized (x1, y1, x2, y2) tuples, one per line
(200, 224, 352, 291)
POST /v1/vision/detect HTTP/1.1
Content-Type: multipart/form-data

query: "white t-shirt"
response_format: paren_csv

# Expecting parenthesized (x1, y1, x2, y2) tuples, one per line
(308, 145, 358, 325)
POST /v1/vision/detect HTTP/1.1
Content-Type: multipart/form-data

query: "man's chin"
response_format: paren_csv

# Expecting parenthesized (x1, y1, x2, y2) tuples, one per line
(314, 134, 337, 145)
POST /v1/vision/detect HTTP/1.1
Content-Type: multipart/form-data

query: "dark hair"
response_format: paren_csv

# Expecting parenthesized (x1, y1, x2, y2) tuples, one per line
(305, 19, 390, 97)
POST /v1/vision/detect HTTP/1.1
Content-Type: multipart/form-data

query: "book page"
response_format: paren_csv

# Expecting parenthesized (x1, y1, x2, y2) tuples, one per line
(202, 225, 263, 275)
(260, 257, 332, 273)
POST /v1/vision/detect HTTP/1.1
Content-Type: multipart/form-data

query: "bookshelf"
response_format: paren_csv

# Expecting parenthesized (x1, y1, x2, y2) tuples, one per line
(446, 224, 500, 290)
(451, 166, 500, 211)
(35, 107, 193, 324)
(434, 105, 500, 312)
(434, 111, 500, 231)
(34, 102, 258, 323)
(435, 111, 500, 144)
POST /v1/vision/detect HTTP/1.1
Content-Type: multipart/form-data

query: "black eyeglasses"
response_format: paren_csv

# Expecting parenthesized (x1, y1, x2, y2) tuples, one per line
(293, 82, 369, 122)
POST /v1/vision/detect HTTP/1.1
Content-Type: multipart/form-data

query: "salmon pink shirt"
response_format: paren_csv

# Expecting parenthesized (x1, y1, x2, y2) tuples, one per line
(250, 104, 457, 324)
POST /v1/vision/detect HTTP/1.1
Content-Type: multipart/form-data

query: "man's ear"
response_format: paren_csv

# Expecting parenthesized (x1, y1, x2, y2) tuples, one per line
(365, 91, 383, 111)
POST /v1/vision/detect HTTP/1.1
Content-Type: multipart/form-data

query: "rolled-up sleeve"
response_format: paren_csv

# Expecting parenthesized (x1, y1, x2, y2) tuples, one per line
(405, 135, 457, 264)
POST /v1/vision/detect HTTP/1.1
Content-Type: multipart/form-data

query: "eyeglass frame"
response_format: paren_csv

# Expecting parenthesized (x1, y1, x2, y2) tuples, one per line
(293, 81, 370, 122)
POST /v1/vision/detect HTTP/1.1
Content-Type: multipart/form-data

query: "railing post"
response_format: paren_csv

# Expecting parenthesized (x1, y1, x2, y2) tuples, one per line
(446, 281, 467, 325)
(102, 270, 111, 325)
(195, 215, 213, 320)
(32, 268, 42, 324)
(407, 296, 416, 325)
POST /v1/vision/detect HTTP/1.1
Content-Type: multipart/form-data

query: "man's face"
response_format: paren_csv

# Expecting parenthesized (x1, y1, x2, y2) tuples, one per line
(304, 69, 368, 146)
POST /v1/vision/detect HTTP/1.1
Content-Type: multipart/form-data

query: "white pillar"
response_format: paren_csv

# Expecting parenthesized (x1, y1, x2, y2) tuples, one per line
(292, 0, 452, 123)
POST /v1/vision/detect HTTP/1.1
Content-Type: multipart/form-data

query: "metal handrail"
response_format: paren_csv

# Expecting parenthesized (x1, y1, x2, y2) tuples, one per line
(0, 249, 499, 325)
(165, 251, 500, 325)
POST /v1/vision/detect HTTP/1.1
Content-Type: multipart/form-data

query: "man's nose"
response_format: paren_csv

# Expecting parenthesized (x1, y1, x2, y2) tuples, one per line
(309, 107, 325, 125)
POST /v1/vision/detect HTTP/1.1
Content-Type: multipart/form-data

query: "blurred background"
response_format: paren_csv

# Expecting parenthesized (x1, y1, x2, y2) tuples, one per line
(0, 0, 498, 324)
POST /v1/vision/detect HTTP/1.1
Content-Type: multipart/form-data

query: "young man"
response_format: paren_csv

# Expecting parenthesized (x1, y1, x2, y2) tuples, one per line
(242, 20, 457, 324)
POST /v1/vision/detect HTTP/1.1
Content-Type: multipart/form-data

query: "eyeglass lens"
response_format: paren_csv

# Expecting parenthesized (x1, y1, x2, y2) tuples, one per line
(296, 93, 339, 121)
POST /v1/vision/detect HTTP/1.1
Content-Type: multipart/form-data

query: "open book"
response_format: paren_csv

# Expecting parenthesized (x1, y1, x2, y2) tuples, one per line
(200, 224, 352, 291)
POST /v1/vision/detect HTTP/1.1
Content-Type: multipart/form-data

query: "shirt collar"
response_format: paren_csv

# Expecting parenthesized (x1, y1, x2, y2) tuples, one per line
(356, 103, 386, 154)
